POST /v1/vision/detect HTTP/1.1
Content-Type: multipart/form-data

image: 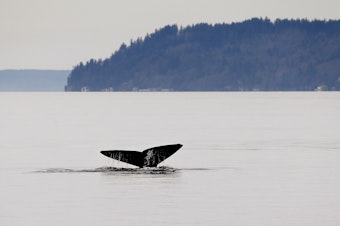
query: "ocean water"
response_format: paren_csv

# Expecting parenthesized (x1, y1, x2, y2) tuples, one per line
(1, 92, 340, 226)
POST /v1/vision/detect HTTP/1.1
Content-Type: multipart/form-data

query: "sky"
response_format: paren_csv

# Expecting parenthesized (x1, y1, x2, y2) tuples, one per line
(1, 0, 339, 70)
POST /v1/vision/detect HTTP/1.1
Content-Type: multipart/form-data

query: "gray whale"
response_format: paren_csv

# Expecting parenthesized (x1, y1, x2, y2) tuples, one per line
(101, 144, 182, 168)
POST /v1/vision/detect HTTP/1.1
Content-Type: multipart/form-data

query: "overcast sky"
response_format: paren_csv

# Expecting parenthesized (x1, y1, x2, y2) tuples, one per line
(1, 0, 339, 70)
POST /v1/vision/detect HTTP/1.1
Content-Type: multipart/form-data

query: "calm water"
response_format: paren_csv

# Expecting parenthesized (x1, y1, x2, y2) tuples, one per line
(1, 92, 340, 226)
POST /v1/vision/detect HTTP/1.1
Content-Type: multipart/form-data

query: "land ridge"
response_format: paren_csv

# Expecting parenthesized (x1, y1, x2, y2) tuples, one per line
(0, 69, 70, 91)
(66, 18, 340, 91)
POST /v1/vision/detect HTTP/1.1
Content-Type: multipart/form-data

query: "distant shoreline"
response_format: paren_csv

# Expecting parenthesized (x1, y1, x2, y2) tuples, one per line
(0, 69, 70, 92)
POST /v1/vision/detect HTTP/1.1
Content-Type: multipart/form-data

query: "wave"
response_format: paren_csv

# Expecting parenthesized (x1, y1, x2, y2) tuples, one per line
(34, 166, 177, 174)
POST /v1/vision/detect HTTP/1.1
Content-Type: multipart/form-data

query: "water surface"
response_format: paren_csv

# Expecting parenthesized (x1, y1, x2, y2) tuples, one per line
(1, 92, 340, 225)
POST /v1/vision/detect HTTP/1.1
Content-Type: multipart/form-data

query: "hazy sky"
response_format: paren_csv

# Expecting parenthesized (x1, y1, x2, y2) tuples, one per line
(1, 0, 339, 69)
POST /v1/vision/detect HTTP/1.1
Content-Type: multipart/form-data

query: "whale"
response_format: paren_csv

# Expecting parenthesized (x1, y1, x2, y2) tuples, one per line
(100, 144, 182, 168)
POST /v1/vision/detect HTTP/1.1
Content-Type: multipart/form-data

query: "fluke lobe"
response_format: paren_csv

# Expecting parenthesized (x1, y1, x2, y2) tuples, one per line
(101, 144, 182, 168)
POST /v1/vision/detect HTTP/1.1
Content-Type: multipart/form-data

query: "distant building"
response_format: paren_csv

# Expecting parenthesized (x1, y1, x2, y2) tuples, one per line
(81, 86, 89, 92)
(101, 87, 114, 92)
(315, 85, 328, 91)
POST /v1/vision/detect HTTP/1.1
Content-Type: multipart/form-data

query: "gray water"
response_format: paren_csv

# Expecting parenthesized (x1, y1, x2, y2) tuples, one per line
(1, 92, 340, 226)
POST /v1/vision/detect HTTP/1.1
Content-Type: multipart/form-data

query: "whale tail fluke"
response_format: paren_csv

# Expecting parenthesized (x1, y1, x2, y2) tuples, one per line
(101, 144, 182, 168)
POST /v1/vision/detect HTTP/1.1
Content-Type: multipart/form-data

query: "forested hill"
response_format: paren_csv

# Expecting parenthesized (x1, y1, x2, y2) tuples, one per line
(66, 18, 340, 91)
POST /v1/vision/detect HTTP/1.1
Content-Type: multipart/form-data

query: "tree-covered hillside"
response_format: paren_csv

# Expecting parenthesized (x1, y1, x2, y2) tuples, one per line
(66, 18, 340, 91)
